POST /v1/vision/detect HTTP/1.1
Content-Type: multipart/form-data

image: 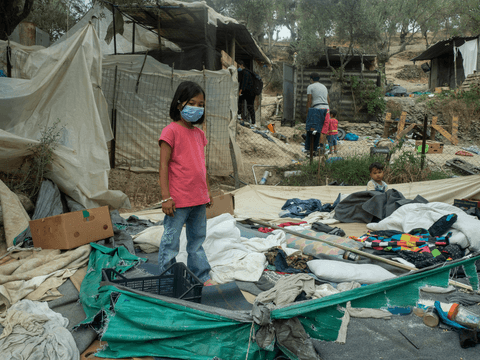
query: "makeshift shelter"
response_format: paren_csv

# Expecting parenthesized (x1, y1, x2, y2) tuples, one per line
(54, 1, 271, 171)
(0, 24, 129, 210)
(411, 35, 480, 90)
(287, 48, 380, 125)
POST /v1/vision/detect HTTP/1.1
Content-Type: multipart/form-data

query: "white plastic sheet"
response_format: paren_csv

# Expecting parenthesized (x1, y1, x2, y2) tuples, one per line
(0, 24, 129, 209)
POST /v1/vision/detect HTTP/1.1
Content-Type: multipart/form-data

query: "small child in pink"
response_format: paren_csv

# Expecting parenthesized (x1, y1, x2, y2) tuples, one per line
(326, 109, 339, 154)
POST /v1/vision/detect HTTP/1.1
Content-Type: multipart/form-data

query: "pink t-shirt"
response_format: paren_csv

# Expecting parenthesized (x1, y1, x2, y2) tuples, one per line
(328, 118, 338, 135)
(321, 112, 331, 135)
(159, 122, 209, 208)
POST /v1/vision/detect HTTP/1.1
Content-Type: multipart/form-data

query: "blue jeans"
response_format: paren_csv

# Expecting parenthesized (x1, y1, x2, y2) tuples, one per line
(327, 134, 338, 147)
(158, 205, 211, 282)
(305, 131, 321, 151)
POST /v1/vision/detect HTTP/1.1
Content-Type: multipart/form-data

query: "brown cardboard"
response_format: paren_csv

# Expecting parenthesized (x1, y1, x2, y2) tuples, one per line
(206, 191, 235, 219)
(30, 206, 114, 250)
(415, 140, 444, 154)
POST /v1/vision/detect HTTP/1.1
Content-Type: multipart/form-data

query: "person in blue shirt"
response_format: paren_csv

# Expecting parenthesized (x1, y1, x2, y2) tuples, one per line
(366, 162, 388, 192)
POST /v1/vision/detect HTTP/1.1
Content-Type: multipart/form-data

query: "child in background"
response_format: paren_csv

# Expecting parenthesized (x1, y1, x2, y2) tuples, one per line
(158, 81, 213, 285)
(367, 162, 388, 192)
(327, 109, 339, 154)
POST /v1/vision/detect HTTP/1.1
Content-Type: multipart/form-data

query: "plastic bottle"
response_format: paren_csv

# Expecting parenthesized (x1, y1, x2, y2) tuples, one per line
(423, 307, 439, 327)
(284, 170, 302, 177)
(447, 303, 480, 328)
(259, 170, 269, 185)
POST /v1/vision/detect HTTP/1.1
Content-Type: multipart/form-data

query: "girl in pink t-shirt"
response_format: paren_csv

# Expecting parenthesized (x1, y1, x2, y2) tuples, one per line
(158, 81, 213, 284)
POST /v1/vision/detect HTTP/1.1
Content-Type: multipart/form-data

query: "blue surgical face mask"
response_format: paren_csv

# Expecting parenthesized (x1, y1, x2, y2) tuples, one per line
(181, 105, 204, 123)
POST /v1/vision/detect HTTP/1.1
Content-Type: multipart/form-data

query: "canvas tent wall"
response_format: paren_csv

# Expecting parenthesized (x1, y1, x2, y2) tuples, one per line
(411, 36, 480, 90)
(0, 24, 129, 209)
(102, 54, 243, 175)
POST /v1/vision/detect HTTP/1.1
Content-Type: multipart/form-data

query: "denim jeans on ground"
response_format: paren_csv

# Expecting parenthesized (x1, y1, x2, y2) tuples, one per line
(158, 204, 211, 282)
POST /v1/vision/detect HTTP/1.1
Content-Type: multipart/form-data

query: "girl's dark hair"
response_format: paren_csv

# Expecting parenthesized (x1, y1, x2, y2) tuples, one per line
(330, 109, 337, 118)
(369, 162, 384, 172)
(169, 81, 206, 124)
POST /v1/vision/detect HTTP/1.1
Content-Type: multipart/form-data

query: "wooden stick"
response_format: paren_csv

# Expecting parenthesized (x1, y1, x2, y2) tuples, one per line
(251, 219, 415, 271)
(251, 219, 475, 291)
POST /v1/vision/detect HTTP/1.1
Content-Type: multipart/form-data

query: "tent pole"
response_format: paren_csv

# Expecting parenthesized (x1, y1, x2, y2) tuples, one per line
(453, 39, 457, 88)
(250, 219, 474, 291)
(112, 4, 117, 55)
(110, 65, 118, 169)
(132, 22, 135, 54)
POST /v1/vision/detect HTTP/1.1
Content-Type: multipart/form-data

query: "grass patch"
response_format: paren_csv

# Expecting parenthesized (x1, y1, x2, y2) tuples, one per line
(279, 147, 451, 187)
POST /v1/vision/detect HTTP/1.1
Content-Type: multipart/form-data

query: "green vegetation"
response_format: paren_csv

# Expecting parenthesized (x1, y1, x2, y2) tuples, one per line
(349, 76, 387, 118)
(1, 121, 63, 201)
(279, 146, 451, 187)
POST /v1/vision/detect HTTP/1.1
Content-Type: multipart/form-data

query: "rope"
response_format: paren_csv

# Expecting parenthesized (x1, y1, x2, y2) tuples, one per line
(245, 321, 255, 359)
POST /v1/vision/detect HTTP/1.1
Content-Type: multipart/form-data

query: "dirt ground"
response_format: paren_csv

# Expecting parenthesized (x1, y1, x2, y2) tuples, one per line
(108, 38, 479, 212)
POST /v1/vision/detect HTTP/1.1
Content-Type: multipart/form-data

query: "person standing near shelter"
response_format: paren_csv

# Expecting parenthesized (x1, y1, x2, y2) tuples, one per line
(158, 81, 214, 285)
(305, 72, 330, 153)
(237, 60, 257, 126)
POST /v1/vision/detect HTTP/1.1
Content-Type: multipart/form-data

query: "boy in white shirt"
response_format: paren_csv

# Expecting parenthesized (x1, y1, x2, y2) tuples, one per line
(366, 162, 388, 192)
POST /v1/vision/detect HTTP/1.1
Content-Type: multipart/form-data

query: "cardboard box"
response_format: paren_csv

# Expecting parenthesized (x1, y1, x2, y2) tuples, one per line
(454, 199, 480, 211)
(415, 140, 444, 154)
(206, 190, 235, 219)
(30, 206, 114, 249)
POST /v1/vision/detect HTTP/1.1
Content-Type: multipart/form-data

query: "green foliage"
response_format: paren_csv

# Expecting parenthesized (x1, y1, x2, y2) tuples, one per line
(2, 121, 63, 201)
(349, 76, 386, 117)
(279, 145, 450, 187)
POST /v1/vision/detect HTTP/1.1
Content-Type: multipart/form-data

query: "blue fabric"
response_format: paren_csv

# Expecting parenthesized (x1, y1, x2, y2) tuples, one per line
(158, 205, 211, 282)
(327, 134, 338, 147)
(344, 133, 359, 141)
(306, 108, 328, 132)
(304, 130, 321, 151)
(280, 198, 337, 219)
(435, 301, 467, 329)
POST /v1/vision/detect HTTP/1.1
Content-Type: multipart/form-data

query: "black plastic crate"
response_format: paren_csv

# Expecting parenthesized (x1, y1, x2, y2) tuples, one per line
(102, 262, 203, 303)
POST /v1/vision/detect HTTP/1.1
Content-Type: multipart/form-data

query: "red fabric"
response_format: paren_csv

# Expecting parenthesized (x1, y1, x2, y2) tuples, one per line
(321, 111, 331, 135)
(327, 118, 338, 135)
(259, 221, 307, 233)
(159, 122, 210, 208)
(455, 150, 473, 156)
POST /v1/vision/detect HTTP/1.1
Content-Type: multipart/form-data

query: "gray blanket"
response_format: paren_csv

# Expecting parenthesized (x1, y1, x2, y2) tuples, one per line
(334, 189, 428, 223)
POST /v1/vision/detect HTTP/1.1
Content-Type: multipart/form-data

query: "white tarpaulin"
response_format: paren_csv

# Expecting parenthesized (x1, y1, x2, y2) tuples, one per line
(456, 39, 478, 77)
(231, 175, 480, 221)
(0, 24, 129, 209)
(54, 3, 181, 55)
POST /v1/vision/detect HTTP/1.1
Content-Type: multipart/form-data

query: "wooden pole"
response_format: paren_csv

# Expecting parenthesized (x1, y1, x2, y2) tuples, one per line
(453, 40, 457, 88)
(112, 4, 117, 55)
(309, 132, 314, 165)
(132, 22, 135, 54)
(420, 114, 428, 170)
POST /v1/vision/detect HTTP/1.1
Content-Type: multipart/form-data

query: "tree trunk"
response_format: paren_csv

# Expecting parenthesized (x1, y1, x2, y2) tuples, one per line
(0, 0, 35, 41)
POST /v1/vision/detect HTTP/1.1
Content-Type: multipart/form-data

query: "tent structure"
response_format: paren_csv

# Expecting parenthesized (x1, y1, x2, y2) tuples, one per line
(0, 24, 129, 209)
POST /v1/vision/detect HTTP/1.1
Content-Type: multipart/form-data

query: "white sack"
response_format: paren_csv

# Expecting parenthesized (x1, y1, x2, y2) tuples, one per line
(307, 259, 396, 284)
(367, 202, 480, 250)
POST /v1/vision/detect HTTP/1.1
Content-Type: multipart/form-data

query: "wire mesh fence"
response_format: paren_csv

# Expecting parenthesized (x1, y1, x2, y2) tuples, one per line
(101, 64, 237, 176)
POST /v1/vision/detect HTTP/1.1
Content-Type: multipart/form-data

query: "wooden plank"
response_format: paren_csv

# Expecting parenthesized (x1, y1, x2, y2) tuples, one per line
(432, 124, 456, 144)
(396, 111, 407, 140)
(383, 112, 392, 138)
(430, 116, 437, 140)
(397, 123, 416, 140)
(452, 116, 459, 145)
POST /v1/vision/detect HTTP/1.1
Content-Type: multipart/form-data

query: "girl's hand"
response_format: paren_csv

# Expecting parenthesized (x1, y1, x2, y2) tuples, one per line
(162, 199, 176, 217)
(206, 193, 214, 208)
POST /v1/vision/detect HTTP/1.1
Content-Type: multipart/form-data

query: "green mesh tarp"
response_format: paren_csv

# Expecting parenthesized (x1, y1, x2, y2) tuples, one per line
(79, 244, 479, 359)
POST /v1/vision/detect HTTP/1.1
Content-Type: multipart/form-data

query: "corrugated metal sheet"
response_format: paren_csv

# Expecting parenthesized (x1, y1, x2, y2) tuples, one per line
(411, 36, 479, 61)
